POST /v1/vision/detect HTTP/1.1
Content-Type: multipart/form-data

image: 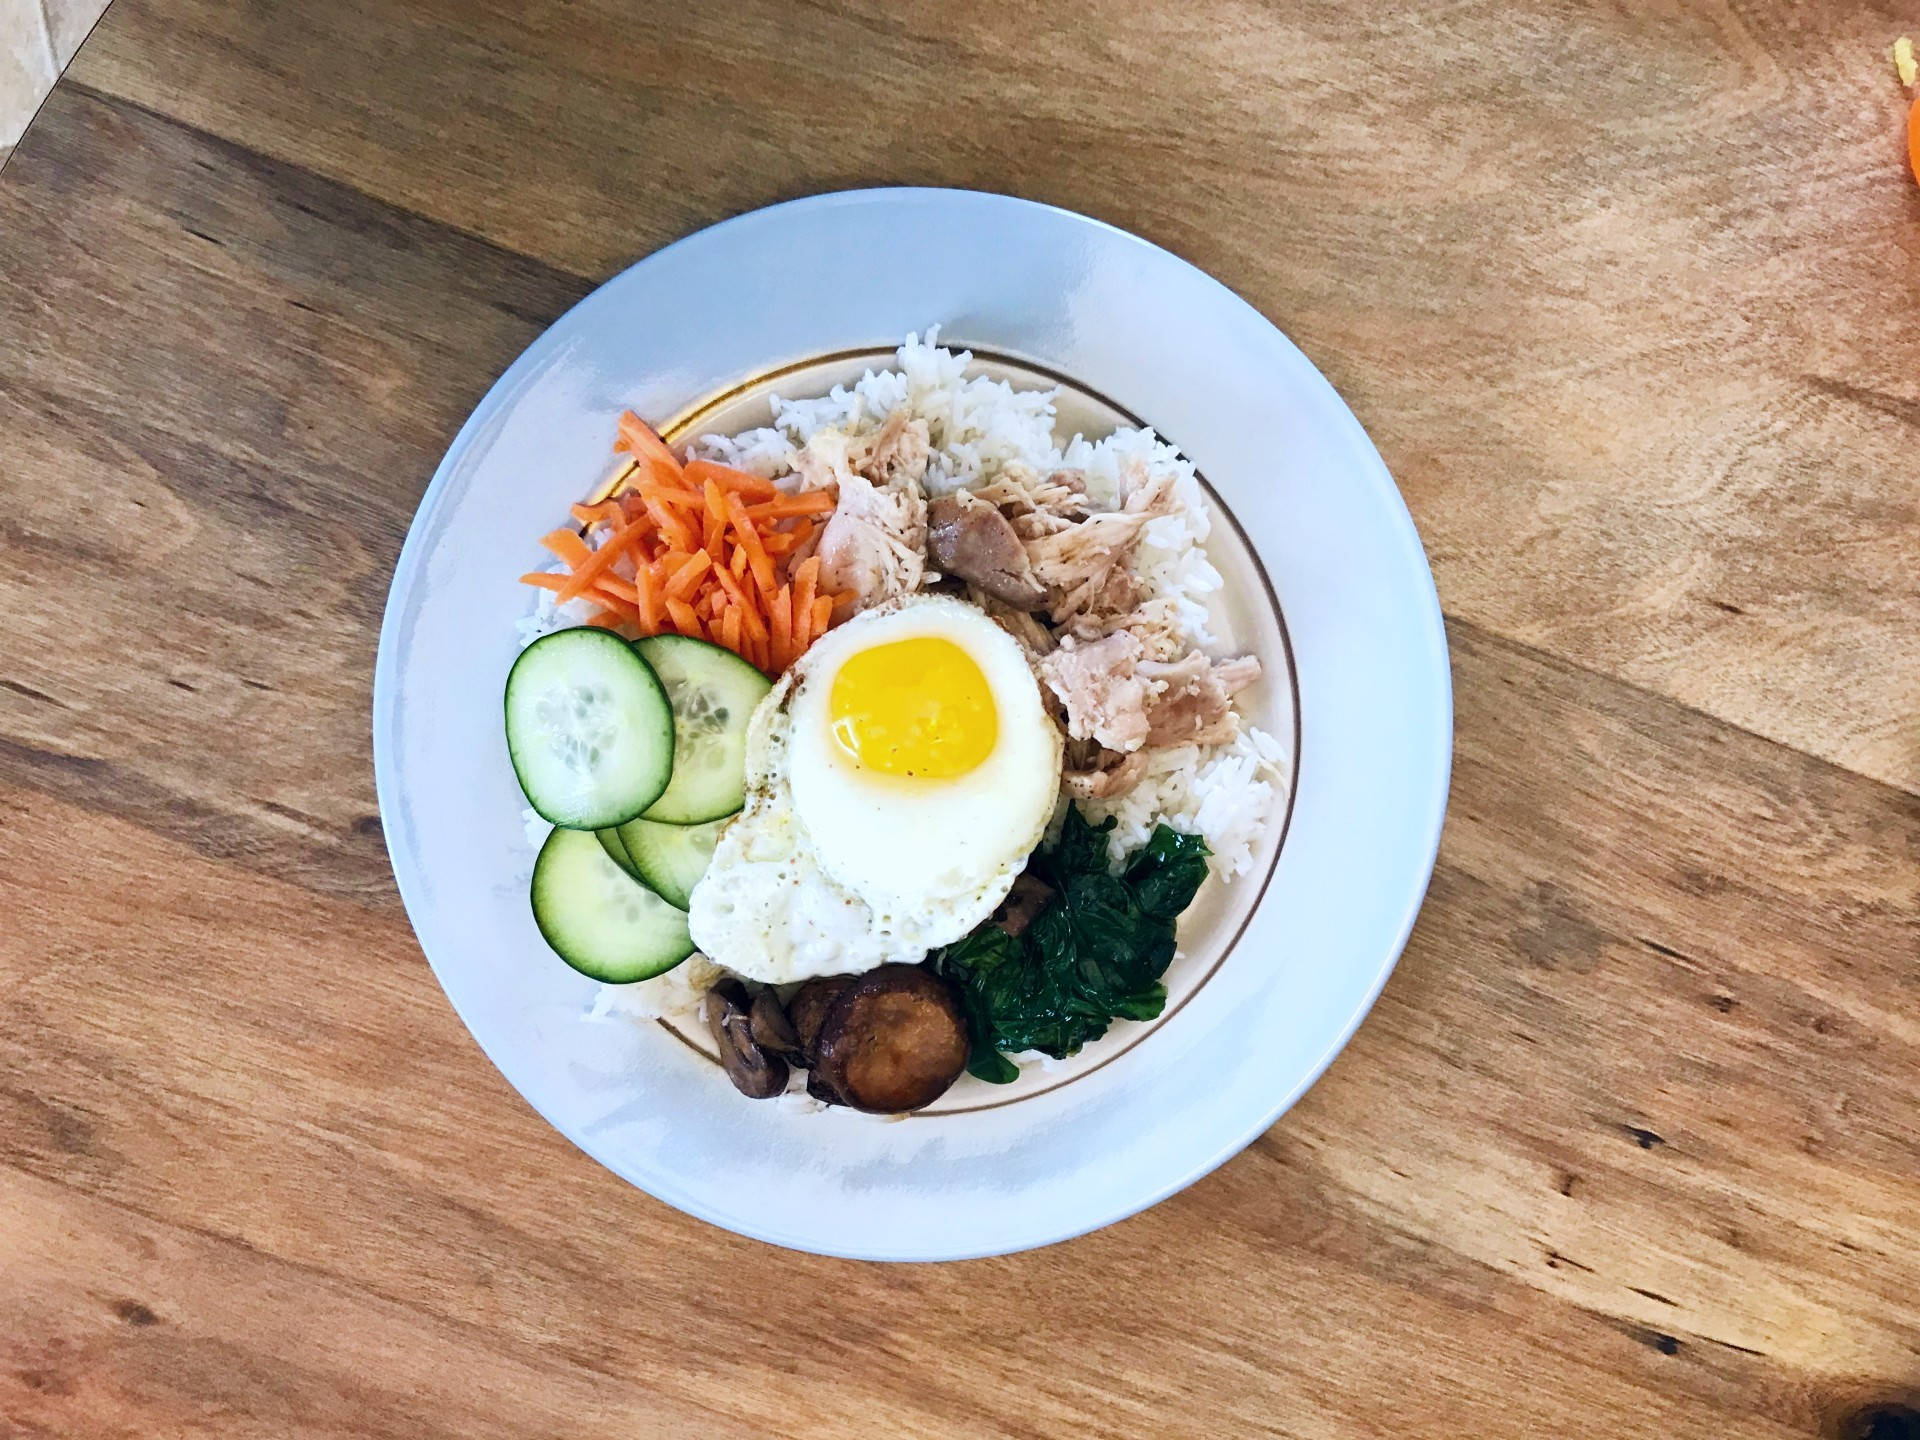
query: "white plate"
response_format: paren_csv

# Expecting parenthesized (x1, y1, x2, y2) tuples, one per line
(373, 188, 1451, 1260)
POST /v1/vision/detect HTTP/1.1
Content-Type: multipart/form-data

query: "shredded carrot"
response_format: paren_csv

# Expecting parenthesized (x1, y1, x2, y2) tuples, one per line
(555, 517, 647, 604)
(617, 412, 685, 486)
(634, 563, 662, 633)
(791, 556, 820, 649)
(712, 562, 769, 642)
(769, 584, 793, 671)
(541, 529, 592, 569)
(570, 501, 624, 528)
(640, 495, 694, 552)
(638, 483, 703, 513)
(685, 458, 779, 502)
(592, 597, 642, 628)
(665, 550, 713, 601)
(665, 597, 704, 640)
(722, 491, 777, 598)
(525, 412, 850, 672)
(745, 491, 836, 521)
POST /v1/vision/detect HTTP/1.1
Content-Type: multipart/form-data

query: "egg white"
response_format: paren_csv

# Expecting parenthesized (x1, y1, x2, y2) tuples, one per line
(785, 595, 1062, 941)
(686, 595, 1062, 983)
(686, 670, 926, 983)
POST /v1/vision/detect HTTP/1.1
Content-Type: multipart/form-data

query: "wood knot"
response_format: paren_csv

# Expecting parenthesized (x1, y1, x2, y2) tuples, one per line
(112, 1299, 158, 1327)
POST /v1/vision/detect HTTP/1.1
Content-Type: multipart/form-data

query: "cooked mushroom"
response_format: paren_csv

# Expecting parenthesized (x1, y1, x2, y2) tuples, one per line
(927, 491, 1048, 610)
(994, 872, 1054, 937)
(749, 987, 801, 1061)
(702, 981, 789, 1099)
(785, 975, 856, 1066)
(810, 965, 969, 1114)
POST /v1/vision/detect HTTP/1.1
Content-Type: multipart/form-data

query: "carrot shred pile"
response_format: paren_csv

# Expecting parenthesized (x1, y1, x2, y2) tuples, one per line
(520, 412, 849, 673)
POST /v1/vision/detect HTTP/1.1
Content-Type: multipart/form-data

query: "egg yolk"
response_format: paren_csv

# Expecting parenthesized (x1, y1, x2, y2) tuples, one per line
(828, 636, 998, 779)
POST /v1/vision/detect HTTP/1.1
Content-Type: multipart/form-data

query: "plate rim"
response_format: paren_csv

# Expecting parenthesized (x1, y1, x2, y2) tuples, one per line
(372, 185, 1453, 1260)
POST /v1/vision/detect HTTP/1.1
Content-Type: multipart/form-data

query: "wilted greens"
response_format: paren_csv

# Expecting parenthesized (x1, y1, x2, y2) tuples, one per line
(928, 807, 1211, 1083)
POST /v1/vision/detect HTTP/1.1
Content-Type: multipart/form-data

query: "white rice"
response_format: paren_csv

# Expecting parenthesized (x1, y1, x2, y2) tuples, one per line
(585, 952, 723, 1022)
(520, 332, 1289, 1016)
(1077, 725, 1289, 881)
(691, 326, 1060, 494)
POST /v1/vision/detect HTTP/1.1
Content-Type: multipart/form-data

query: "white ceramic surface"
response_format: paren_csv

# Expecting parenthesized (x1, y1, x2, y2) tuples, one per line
(372, 188, 1452, 1260)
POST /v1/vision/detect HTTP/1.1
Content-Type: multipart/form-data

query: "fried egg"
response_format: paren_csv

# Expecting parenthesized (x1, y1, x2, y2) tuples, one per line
(687, 595, 1063, 983)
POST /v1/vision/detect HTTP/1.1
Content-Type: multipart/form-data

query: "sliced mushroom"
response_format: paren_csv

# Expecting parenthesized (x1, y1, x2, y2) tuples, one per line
(785, 975, 856, 1067)
(702, 981, 789, 1099)
(993, 872, 1054, 937)
(810, 965, 969, 1114)
(749, 987, 801, 1061)
(927, 492, 1048, 610)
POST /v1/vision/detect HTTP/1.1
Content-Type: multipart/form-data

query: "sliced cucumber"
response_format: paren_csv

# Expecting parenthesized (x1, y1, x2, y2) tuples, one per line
(635, 635, 771, 824)
(530, 827, 694, 983)
(595, 826, 643, 882)
(506, 628, 675, 829)
(616, 815, 727, 911)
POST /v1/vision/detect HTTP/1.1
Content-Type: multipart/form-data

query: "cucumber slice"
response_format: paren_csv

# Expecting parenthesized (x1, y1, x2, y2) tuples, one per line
(635, 635, 771, 824)
(506, 628, 674, 829)
(595, 826, 643, 882)
(616, 815, 727, 910)
(530, 827, 694, 983)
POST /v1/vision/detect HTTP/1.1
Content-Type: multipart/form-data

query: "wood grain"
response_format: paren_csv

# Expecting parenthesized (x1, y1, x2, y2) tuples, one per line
(2, 5, 1918, 1438)
(65, 0, 1920, 793)
(0, 84, 587, 900)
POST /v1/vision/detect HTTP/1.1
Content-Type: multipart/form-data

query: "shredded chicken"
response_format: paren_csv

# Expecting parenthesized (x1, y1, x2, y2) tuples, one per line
(1139, 653, 1263, 748)
(1039, 620, 1264, 758)
(1061, 742, 1149, 799)
(804, 430, 927, 612)
(849, 409, 931, 486)
(970, 462, 1089, 540)
(969, 588, 1057, 658)
(1022, 462, 1177, 626)
(1039, 631, 1152, 753)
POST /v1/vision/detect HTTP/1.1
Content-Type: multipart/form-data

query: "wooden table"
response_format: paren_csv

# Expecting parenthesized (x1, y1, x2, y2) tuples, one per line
(3, 2, 1916, 1435)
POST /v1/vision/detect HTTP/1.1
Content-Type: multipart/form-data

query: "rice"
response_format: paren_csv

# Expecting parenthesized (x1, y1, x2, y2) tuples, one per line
(586, 952, 724, 1022)
(1078, 725, 1289, 880)
(514, 563, 598, 648)
(691, 327, 1059, 494)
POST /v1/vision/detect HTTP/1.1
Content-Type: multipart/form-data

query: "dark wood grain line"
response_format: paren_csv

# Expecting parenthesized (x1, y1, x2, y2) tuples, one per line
(60, 80, 599, 294)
